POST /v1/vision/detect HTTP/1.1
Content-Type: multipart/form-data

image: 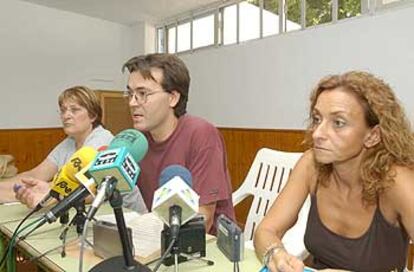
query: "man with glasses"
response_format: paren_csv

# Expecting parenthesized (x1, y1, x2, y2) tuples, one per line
(122, 53, 235, 234)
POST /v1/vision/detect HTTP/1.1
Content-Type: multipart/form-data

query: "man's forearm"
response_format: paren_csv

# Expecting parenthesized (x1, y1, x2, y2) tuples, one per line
(199, 203, 216, 232)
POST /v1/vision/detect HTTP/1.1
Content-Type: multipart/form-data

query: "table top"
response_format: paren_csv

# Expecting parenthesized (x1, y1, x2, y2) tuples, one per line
(0, 203, 263, 272)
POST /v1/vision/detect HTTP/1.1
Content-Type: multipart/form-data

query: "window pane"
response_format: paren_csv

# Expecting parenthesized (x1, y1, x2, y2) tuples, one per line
(168, 26, 176, 53)
(306, 0, 332, 27)
(286, 0, 302, 32)
(193, 14, 215, 49)
(263, 0, 280, 36)
(177, 22, 191, 52)
(239, 1, 260, 42)
(157, 27, 165, 53)
(338, 0, 361, 20)
(223, 4, 237, 45)
(381, 0, 401, 3)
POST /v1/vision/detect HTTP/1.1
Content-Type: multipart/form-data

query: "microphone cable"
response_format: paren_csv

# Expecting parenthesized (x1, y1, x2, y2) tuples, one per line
(0, 206, 40, 268)
(152, 237, 176, 272)
(29, 237, 79, 263)
(0, 216, 43, 270)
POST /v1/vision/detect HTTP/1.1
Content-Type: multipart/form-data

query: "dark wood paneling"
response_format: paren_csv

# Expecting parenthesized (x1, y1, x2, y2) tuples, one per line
(218, 127, 306, 227)
(95, 90, 133, 135)
(0, 128, 65, 172)
(2, 126, 412, 265)
(0, 126, 306, 228)
(0, 91, 130, 173)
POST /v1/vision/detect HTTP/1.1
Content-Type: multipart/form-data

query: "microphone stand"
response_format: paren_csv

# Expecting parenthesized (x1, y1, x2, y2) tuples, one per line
(89, 179, 150, 272)
(168, 230, 214, 272)
(158, 215, 214, 272)
(59, 200, 87, 257)
(73, 201, 87, 235)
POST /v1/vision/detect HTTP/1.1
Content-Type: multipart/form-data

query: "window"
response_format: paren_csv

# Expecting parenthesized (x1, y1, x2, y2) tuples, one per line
(193, 14, 215, 49)
(378, 0, 402, 5)
(157, 0, 366, 53)
(239, 1, 260, 42)
(167, 26, 176, 53)
(338, 0, 361, 20)
(263, 0, 280, 36)
(286, 0, 302, 31)
(223, 4, 237, 45)
(156, 27, 165, 53)
(177, 22, 191, 52)
(306, 0, 332, 27)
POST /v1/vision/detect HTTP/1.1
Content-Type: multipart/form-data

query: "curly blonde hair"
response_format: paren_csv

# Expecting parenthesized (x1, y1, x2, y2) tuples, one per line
(304, 71, 414, 203)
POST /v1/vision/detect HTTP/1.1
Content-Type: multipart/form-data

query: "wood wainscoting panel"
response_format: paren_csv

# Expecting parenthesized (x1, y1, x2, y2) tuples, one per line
(0, 128, 65, 173)
(218, 127, 307, 227)
(0, 126, 306, 229)
(95, 90, 133, 135)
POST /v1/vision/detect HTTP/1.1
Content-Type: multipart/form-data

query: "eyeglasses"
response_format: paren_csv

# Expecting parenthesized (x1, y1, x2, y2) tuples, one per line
(58, 106, 84, 116)
(123, 88, 165, 104)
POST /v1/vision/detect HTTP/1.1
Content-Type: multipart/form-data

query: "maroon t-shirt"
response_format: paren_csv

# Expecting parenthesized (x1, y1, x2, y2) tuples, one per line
(137, 114, 235, 234)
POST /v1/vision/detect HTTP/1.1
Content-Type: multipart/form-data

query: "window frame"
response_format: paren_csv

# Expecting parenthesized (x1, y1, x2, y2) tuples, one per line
(155, 0, 398, 54)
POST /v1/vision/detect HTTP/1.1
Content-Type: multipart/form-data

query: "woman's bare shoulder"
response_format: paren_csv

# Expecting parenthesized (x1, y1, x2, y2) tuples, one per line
(292, 149, 318, 192)
(389, 165, 414, 190)
(382, 165, 414, 209)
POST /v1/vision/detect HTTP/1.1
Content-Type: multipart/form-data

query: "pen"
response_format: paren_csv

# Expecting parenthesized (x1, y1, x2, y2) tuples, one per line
(259, 267, 315, 272)
(13, 183, 22, 192)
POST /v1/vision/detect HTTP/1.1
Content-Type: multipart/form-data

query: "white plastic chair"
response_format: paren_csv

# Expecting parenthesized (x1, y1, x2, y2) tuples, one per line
(232, 148, 310, 260)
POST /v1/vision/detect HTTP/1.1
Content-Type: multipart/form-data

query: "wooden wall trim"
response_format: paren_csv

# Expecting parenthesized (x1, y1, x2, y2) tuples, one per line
(219, 127, 305, 133)
(0, 128, 65, 173)
(219, 127, 306, 186)
(0, 126, 306, 227)
(218, 127, 306, 226)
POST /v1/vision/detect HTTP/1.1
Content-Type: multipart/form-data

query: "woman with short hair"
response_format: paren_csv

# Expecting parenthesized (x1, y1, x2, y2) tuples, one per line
(0, 86, 113, 208)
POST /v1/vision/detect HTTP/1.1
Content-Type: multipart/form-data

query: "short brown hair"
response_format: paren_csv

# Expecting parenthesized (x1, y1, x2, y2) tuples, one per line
(58, 86, 102, 128)
(122, 53, 190, 117)
(305, 71, 414, 203)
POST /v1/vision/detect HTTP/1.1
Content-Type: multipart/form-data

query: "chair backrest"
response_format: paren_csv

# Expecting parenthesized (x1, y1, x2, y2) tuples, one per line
(233, 148, 303, 238)
(232, 148, 310, 259)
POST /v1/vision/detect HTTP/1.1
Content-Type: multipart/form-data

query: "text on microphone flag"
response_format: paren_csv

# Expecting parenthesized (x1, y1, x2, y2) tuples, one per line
(88, 147, 140, 192)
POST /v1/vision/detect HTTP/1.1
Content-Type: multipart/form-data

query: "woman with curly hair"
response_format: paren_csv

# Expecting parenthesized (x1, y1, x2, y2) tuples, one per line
(254, 71, 414, 272)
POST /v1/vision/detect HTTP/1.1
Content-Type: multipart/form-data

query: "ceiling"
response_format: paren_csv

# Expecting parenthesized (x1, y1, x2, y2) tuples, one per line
(20, 0, 226, 25)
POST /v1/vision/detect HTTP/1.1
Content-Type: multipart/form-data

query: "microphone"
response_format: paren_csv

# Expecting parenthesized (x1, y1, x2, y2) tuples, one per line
(50, 146, 98, 199)
(42, 181, 94, 224)
(73, 145, 109, 198)
(37, 129, 148, 229)
(152, 165, 199, 240)
(39, 148, 98, 224)
(86, 129, 148, 220)
(33, 146, 97, 212)
(87, 130, 151, 272)
(97, 145, 108, 152)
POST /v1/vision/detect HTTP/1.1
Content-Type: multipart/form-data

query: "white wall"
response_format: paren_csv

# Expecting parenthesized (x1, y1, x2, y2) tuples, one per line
(0, 0, 136, 128)
(129, 22, 156, 56)
(2, 1, 413, 130)
(182, 4, 414, 129)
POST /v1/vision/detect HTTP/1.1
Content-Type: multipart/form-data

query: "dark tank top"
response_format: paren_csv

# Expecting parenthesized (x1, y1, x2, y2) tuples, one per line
(304, 194, 408, 272)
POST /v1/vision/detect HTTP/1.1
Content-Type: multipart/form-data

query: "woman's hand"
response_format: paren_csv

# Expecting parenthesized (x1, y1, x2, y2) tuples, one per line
(267, 249, 304, 272)
(15, 177, 50, 208)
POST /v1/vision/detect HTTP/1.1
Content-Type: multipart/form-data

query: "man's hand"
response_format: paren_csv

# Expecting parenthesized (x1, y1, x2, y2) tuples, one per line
(15, 177, 50, 208)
